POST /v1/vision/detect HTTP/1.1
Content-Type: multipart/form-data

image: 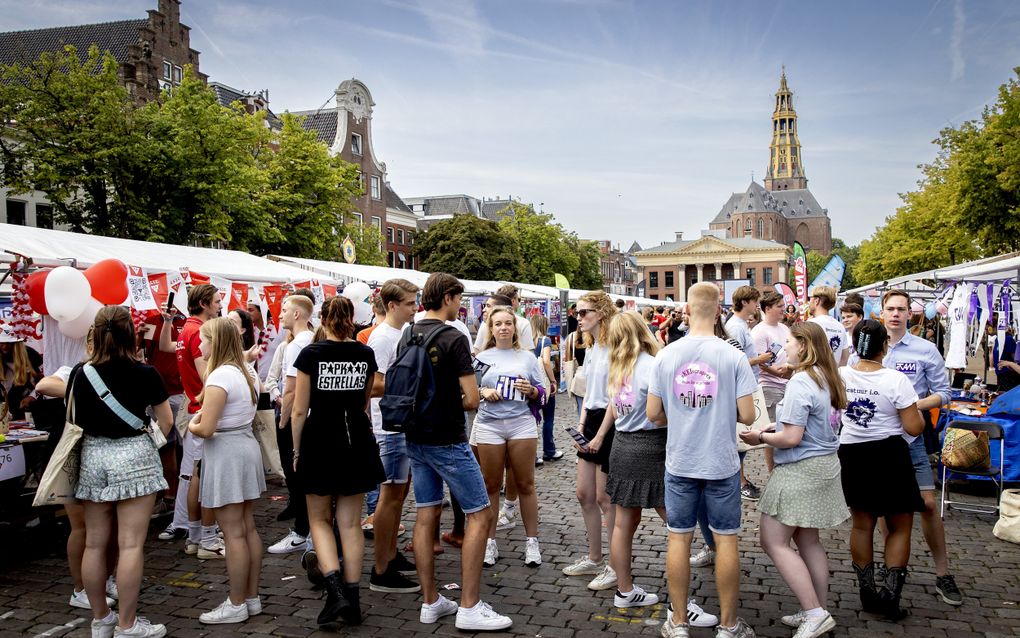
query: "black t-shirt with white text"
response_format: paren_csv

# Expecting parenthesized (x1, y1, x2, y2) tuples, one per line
(407, 319, 475, 446)
(294, 340, 377, 430)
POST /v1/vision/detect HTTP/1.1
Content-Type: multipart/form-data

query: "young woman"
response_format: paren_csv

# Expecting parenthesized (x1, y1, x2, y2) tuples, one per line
(562, 290, 618, 591)
(291, 296, 384, 627)
(0, 332, 43, 420)
(837, 319, 924, 620)
(189, 317, 265, 625)
(476, 306, 545, 567)
(739, 322, 848, 637)
(69, 306, 173, 638)
(529, 314, 562, 462)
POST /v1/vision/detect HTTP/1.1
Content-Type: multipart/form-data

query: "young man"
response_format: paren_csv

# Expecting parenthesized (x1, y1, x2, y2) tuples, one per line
(808, 286, 850, 366)
(879, 289, 963, 606)
(751, 291, 791, 473)
(472, 284, 533, 353)
(268, 295, 316, 556)
(367, 279, 421, 594)
(150, 310, 186, 533)
(649, 282, 757, 638)
(725, 286, 771, 501)
(841, 303, 864, 334)
(404, 273, 512, 631)
(174, 284, 224, 558)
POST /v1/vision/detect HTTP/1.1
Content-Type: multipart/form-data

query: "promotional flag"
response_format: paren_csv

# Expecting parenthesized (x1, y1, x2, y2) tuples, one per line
(808, 255, 846, 291)
(148, 273, 169, 309)
(262, 285, 285, 330)
(774, 283, 797, 309)
(228, 282, 249, 312)
(554, 273, 570, 289)
(792, 242, 808, 304)
(166, 271, 189, 315)
(322, 283, 338, 298)
(127, 265, 158, 311)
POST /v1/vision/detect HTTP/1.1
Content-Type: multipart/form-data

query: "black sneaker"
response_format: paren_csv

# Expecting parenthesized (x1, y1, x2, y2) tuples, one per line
(369, 565, 421, 594)
(302, 550, 325, 589)
(935, 574, 963, 606)
(740, 482, 761, 501)
(389, 552, 416, 576)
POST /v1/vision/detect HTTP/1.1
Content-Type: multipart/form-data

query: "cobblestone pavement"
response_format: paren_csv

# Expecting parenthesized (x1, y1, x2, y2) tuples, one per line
(1, 396, 1017, 637)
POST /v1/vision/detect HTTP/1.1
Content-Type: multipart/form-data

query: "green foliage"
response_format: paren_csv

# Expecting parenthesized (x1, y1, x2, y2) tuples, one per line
(412, 214, 522, 280)
(0, 46, 377, 263)
(853, 67, 1020, 284)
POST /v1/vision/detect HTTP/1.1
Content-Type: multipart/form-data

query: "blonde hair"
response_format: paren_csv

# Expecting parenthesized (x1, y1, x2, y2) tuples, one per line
(810, 285, 837, 311)
(198, 317, 257, 406)
(686, 282, 720, 321)
(606, 311, 660, 396)
(529, 313, 548, 338)
(1, 342, 34, 386)
(578, 290, 617, 346)
(789, 322, 847, 410)
(284, 294, 314, 318)
(481, 307, 519, 351)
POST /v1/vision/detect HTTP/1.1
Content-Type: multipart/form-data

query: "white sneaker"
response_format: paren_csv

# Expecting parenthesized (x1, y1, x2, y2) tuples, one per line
(614, 585, 659, 608)
(455, 600, 513, 631)
(562, 556, 602, 576)
(780, 610, 809, 628)
(524, 538, 542, 566)
(420, 594, 459, 624)
(483, 538, 498, 566)
(660, 611, 690, 638)
(714, 617, 755, 637)
(197, 538, 226, 560)
(690, 547, 716, 568)
(184, 541, 199, 555)
(199, 598, 249, 624)
(106, 577, 118, 600)
(672, 598, 719, 628)
(496, 509, 516, 531)
(91, 611, 118, 638)
(70, 588, 115, 610)
(245, 596, 262, 616)
(587, 564, 618, 591)
(267, 530, 307, 554)
(792, 612, 835, 638)
(113, 617, 166, 637)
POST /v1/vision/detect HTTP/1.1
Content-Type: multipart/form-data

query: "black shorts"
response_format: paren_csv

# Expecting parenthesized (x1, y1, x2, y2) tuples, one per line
(577, 407, 614, 473)
(838, 436, 925, 516)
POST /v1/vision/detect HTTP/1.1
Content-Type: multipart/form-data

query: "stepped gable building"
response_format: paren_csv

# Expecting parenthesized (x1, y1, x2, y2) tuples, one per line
(0, 0, 204, 105)
(708, 71, 832, 254)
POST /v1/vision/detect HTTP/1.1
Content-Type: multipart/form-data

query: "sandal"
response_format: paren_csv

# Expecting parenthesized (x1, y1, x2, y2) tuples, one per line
(441, 532, 464, 549)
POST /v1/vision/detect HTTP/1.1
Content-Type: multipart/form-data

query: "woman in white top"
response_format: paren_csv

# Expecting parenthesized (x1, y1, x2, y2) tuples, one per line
(837, 319, 924, 621)
(562, 290, 618, 591)
(190, 318, 265, 625)
(475, 306, 545, 568)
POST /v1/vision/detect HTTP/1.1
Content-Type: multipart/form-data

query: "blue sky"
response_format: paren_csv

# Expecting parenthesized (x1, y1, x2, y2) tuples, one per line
(4, 0, 1019, 251)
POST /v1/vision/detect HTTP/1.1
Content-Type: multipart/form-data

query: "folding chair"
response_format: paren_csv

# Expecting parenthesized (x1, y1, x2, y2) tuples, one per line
(940, 420, 1005, 517)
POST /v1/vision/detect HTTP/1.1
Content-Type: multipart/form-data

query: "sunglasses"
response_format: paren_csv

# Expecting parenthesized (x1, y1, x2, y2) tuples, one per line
(577, 308, 597, 317)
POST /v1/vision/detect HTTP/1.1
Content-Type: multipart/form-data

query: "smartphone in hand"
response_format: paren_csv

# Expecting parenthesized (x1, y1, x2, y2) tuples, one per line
(564, 426, 590, 450)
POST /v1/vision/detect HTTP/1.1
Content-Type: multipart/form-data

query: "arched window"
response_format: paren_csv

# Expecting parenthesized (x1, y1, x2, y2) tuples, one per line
(757, 218, 764, 237)
(744, 218, 752, 232)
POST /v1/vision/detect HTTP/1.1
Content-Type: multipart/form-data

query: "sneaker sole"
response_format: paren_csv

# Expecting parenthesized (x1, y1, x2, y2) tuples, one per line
(184, 546, 198, 555)
(420, 609, 458, 624)
(199, 615, 249, 624)
(563, 568, 602, 576)
(525, 560, 541, 567)
(267, 545, 306, 554)
(197, 551, 225, 560)
(614, 597, 658, 608)
(370, 583, 422, 594)
(588, 580, 618, 591)
(937, 590, 964, 606)
(799, 615, 836, 637)
(455, 619, 513, 631)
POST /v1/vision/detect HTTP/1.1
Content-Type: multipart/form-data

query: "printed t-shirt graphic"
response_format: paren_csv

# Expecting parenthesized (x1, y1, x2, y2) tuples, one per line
(673, 361, 718, 408)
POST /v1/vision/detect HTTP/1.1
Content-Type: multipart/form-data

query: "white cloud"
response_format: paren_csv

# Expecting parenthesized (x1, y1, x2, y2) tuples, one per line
(950, 0, 966, 80)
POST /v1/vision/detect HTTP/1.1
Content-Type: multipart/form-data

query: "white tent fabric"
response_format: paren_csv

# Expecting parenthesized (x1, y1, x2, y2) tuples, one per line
(0, 223, 322, 283)
(266, 255, 430, 288)
(846, 251, 1020, 295)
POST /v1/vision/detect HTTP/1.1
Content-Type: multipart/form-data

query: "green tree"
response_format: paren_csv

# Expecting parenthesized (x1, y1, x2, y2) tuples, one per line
(497, 203, 581, 286)
(570, 239, 604, 290)
(413, 215, 522, 280)
(0, 45, 146, 236)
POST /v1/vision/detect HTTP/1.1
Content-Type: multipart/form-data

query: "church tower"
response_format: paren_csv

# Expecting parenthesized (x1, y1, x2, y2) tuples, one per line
(763, 69, 807, 191)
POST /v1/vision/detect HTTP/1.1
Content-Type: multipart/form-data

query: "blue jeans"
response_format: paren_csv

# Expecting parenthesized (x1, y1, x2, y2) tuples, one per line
(665, 471, 742, 535)
(365, 488, 379, 516)
(541, 394, 557, 458)
(406, 441, 489, 513)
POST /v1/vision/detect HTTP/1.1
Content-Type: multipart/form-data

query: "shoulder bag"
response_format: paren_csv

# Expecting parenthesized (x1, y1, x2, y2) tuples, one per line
(33, 377, 84, 507)
(82, 364, 167, 449)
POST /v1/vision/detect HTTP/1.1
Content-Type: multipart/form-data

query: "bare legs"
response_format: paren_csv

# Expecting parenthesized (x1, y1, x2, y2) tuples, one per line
(373, 482, 411, 574)
(213, 500, 263, 604)
(478, 439, 539, 539)
(415, 504, 493, 608)
(308, 494, 365, 584)
(611, 506, 667, 593)
(575, 459, 613, 562)
(851, 510, 914, 569)
(759, 514, 829, 611)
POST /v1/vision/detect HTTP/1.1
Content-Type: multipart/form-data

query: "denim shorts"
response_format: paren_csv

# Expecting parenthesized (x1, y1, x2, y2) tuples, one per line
(908, 436, 936, 491)
(379, 433, 409, 485)
(665, 471, 742, 535)
(406, 441, 489, 514)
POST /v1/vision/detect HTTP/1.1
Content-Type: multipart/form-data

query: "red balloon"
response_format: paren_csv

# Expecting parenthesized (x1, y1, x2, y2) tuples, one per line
(84, 259, 129, 305)
(25, 270, 49, 315)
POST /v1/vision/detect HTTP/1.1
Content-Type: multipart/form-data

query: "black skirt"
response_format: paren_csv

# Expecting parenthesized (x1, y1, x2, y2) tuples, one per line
(577, 407, 614, 473)
(298, 413, 384, 497)
(607, 428, 666, 508)
(838, 436, 924, 516)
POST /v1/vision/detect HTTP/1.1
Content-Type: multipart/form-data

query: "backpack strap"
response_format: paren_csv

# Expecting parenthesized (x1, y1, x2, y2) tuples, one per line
(401, 322, 455, 353)
(82, 364, 145, 430)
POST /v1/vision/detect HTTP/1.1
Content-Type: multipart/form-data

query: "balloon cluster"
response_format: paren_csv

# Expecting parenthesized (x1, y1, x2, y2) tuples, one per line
(341, 281, 373, 325)
(25, 259, 129, 339)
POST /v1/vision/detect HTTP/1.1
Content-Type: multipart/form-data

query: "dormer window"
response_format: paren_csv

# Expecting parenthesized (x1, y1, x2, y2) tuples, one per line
(351, 133, 363, 155)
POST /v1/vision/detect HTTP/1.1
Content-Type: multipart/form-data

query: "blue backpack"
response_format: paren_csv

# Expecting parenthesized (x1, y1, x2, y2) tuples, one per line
(380, 323, 454, 434)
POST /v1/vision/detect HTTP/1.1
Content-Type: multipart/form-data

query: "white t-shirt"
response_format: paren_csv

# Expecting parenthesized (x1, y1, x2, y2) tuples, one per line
(475, 347, 543, 420)
(838, 366, 919, 444)
(809, 314, 849, 362)
(284, 330, 314, 378)
(367, 322, 405, 436)
(205, 364, 258, 432)
(611, 352, 657, 433)
(583, 342, 610, 410)
(725, 315, 760, 381)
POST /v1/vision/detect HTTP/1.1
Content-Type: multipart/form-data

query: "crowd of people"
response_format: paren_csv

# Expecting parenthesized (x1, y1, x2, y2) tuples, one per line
(0, 271, 976, 638)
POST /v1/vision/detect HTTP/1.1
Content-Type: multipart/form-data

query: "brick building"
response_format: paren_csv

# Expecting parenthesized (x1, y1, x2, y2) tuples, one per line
(384, 183, 419, 269)
(708, 71, 832, 254)
(590, 240, 638, 296)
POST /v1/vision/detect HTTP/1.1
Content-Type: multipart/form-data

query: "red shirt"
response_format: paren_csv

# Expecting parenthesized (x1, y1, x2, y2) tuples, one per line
(176, 316, 205, 414)
(147, 320, 184, 395)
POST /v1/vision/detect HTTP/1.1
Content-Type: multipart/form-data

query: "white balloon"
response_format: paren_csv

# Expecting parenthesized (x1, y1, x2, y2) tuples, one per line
(58, 298, 103, 339)
(45, 266, 93, 322)
(353, 301, 373, 325)
(342, 281, 371, 303)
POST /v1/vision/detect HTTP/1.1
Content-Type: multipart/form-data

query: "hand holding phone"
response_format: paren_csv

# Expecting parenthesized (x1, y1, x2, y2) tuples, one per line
(564, 426, 589, 451)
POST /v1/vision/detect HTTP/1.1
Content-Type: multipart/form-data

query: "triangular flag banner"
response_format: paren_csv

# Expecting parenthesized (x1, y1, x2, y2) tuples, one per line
(322, 284, 338, 298)
(127, 265, 157, 311)
(148, 273, 169, 310)
(262, 285, 284, 330)
(554, 273, 570, 289)
(228, 282, 249, 312)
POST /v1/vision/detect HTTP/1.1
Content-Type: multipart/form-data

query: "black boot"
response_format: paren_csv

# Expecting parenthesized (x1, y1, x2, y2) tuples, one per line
(317, 571, 350, 625)
(877, 566, 909, 620)
(853, 562, 882, 613)
(340, 582, 363, 625)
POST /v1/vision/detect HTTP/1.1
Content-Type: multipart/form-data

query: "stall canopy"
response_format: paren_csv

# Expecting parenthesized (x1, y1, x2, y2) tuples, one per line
(0, 223, 322, 283)
(845, 251, 1020, 297)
